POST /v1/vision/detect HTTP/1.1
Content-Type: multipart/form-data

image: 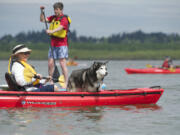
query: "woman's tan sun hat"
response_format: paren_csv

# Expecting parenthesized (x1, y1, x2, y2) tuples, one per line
(12, 44, 31, 56)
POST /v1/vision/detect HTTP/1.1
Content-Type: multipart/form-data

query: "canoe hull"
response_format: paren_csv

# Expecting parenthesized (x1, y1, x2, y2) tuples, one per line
(0, 87, 164, 108)
(125, 68, 180, 74)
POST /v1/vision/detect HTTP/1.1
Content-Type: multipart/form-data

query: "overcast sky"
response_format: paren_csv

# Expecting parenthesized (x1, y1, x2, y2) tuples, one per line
(0, 0, 179, 37)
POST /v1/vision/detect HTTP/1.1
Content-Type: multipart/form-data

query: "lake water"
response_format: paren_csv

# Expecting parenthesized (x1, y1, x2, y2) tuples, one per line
(0, 60, 180, 135)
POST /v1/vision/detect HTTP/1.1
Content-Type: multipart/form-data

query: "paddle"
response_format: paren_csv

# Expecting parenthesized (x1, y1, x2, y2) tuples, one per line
(169, 67, 176, 72)
(146, 64, 176, 72)
(34, 75, 65, 86)
(175, 65, 180, 68)
(40, 7, 65, 85)
(24, 69, 65, 86)
(146, 64, 153, 68)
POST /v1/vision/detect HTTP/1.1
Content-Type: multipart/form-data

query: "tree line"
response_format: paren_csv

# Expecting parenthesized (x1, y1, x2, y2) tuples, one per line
(0, 30, 180, 52)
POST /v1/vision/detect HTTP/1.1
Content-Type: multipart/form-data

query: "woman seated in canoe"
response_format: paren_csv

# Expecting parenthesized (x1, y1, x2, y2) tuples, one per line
(161, 56, 174, 69)
(8, 44, 59, 92)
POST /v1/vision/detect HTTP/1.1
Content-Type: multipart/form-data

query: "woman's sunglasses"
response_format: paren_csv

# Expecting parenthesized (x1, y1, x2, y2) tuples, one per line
(23, 52, 30, 55)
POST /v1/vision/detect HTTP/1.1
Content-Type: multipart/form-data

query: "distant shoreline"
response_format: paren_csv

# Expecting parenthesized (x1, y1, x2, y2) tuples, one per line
(1, 49, 180, 60)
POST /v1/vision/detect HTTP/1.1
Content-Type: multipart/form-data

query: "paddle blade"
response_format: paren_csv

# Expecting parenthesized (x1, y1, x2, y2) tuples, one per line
(53, 66, 60, 82)
(169, 67, 176, 72)
(175, 65, 180, 68)
(58, 75, 65, 87)
(146, 64, 153, 68)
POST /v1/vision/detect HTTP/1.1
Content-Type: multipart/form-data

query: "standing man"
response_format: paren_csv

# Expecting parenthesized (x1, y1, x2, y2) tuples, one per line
(40, 2, 70, 88)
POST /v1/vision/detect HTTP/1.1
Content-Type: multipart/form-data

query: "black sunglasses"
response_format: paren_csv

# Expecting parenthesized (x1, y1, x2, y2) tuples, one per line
(23, 52, 31, 55)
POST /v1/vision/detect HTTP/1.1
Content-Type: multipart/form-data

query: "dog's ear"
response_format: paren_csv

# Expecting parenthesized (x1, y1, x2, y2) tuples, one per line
(104, 60, 109, 65)
(92, 62, 101, 70)
(93, 62, 98, 67)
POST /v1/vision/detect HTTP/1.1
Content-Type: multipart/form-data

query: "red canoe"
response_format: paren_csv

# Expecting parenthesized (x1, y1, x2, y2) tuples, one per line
(0, 86, 163, 108)
(125, 68, 180, 74)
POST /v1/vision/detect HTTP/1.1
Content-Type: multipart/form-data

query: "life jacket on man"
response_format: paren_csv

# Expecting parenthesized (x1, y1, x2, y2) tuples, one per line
(49, 15, 71, 38)
(162, 57, 172, 68)
(162, 60, 170, 68)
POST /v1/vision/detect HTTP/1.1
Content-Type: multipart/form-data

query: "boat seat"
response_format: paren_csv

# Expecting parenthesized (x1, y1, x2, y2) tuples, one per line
(5, 72, 25, 91)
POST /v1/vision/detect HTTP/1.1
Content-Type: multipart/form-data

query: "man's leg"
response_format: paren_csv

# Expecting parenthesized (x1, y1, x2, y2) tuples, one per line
(48, 58, 54, 77)
(59, 58, 68, 88)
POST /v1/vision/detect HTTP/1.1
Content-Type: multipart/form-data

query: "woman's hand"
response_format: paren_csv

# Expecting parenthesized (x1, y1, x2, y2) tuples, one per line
(35, 74, 43, 79)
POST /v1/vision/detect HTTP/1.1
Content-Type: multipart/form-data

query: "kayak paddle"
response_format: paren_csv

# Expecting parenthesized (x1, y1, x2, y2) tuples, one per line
(146, 64, 153, 68)
(34, 75, 65, 86)
(169, 67, 176, 72)
(41, 7, 65, 85)
(146, 64, 176, 72)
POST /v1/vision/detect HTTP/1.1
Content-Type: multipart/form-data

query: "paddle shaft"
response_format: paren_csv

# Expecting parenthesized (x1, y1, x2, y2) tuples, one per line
(34, 75, 62, 83)
(41, 9, 60, 79)
(147, 64, 180, 68)
(41, 9, 55, 65)
(34, 74, 64, 83)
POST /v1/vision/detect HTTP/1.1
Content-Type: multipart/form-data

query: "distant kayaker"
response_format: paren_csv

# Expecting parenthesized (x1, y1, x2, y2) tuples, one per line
(9, 44, 59, 92)
(40, 2, 71, 89)
(162, 56, 173, 69)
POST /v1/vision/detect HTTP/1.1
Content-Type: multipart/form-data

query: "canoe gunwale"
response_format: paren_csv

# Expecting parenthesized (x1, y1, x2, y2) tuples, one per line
(0, 91, 162, 97)
(0, 87, 164, 107)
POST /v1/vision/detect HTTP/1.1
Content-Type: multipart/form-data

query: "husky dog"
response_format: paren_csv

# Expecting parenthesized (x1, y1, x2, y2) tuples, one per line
(67, 61, 108, 92)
